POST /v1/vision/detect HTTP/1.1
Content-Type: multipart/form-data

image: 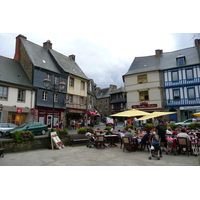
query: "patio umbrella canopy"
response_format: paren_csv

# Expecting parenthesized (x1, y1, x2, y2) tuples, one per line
(137, 111, 177, 120)
(193, 112, 200, 117)
(110, 109, 150, 117)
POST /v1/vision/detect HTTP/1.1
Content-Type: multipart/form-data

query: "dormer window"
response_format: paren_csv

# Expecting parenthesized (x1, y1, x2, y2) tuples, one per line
(176, 55, 186, 66)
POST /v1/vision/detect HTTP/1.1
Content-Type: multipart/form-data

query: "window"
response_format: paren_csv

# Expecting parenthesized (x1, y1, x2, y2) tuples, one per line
(139, 91, 149, 101)
(80, 97, 84, 104)
(138, 74, 147, 84)
(186, 69, 193, 79)
(173, 89, 180, 100)
(69, 95, 73, 103)
(47, 74, 51, 79)
(176, 56, 186, 66)
(172, 71, 178, 81)
(54, 94, 58, 102)
(54, 76, 59, 85)
(188, 88, 195, 99)
(81, 81, 85, 90)
(18, 89, 25, 102)
(42, 91, 47, 101)
(69, 77, 74, 87)
(0, 86, 8, 100)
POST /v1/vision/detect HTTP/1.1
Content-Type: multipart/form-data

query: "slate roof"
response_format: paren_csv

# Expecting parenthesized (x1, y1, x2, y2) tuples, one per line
(110, 87, 125, 94)
(124, 46, 200, 76)
(21, 37, 89, 80)
(96, 88, 110, 99)
(0, 56, 33, 88)
(49, 49, 89, 80)
(20, 38, 60, 74)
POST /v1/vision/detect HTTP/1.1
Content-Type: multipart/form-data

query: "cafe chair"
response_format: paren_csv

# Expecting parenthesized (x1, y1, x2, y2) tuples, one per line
(122, 137, 135, 153)
(95, 135, 106, 149)
(176, 137, 191, 156)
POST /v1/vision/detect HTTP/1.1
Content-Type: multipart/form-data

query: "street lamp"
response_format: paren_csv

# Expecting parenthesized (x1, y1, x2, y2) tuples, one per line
(43, 78, 66, 130)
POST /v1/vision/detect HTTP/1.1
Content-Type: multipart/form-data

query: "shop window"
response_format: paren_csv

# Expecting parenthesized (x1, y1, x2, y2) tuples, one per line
(0, 86, 8, 100)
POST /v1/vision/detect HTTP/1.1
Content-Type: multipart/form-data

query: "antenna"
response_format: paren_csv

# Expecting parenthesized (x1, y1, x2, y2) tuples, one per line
(189, 35, 196, 41)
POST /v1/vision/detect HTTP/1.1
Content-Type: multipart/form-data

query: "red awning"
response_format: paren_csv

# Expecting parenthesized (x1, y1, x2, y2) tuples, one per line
(87, 111, 100, 116)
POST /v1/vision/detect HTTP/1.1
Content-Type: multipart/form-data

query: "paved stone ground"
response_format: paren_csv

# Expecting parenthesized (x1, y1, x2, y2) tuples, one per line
(0, 144, 199, 166)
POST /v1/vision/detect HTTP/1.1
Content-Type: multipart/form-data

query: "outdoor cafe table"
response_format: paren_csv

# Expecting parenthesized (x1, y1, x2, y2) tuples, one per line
(104, 134, 118, 147)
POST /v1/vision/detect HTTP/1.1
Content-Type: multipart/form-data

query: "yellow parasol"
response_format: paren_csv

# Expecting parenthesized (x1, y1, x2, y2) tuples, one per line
(110, 109, 151, 117)
(193, 112, 200, 117)
(137, 111, 177, 120)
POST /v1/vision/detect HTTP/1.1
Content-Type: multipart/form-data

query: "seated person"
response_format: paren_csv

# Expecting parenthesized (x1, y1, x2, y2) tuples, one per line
(117, 130, 124, 138)
(177, 128, 191, 142)
(124, 129, 133, 143)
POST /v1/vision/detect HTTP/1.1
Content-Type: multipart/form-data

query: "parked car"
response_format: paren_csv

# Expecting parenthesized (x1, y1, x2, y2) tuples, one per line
(6, 122, 48, 137)
(175, 119, 193, 127)
(0, 123, 18, 137)
(106, 117, 114, 127)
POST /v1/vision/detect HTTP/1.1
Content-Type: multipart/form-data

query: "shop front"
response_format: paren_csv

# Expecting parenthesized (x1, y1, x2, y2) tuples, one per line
(37, 107, 65, 128)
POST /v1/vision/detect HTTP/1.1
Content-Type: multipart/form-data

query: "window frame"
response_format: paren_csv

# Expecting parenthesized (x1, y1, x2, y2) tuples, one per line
(42, 91, 48, 101)
(139, 90, 149, 101)
(17, 89, 26, 102)
(176, 56, 186, 66)
(138, 74, 147, 84)
(0, 86, 8, 100)
(186, 68, 193, 80)
(173, 89, 180, 100)
(187, 88, 195, 99)
(69, 77, 74, 87)
(171, 70, 179, 82)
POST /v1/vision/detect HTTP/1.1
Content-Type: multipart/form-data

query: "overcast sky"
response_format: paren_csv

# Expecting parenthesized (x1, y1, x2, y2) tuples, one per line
(1, 1, 199, 89)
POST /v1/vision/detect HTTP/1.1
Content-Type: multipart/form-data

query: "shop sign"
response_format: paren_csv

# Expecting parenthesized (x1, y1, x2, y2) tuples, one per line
(17, 108, 22, 113)
(69, 109, 84, 113)
(132, 102, 157, 109)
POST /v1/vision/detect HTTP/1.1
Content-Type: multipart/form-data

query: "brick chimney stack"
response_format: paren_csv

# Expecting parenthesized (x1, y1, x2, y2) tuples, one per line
(43, 40, 52, 49)
(14, 34, 27, 61)
(155, 49, 163, 57)
(69, 54, 75, 61)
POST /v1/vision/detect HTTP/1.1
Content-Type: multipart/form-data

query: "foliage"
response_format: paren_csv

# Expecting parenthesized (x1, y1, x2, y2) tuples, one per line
(168, 123, 178, 130)
(124, 124, 134, 130)
(144, 124, 156, 131)
(188, 123, 200, 130)
(12, 131, 35, 143)
(104, 126, 112, 131)
(77, 127, 94, 134)
(52, 128, 68, 138)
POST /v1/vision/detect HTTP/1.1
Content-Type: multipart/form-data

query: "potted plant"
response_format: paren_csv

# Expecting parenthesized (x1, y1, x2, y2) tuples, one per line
(77, 127, 94, 134)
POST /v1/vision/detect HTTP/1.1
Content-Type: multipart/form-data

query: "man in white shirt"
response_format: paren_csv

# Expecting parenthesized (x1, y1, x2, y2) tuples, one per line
(177, 129, 191, 142)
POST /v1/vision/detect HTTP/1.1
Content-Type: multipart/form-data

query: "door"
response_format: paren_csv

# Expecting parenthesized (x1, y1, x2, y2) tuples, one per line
(47, 115, 52, 129)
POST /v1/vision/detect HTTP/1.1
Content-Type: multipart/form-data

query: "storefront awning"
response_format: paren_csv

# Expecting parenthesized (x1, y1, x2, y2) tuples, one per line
(87, 111, 100, 116)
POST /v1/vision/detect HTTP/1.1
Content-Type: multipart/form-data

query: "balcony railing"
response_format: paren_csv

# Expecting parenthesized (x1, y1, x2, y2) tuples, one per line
(165, 97, 200, 106)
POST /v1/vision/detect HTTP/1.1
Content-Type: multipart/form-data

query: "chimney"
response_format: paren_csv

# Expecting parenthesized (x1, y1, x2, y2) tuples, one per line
(155, 49, 163, 57)
(110, 84, 117, 91)
(14, 34, 27, 61)
(195, 39, 200, 47)
(69, 54, 75, 61)
(43, 40, 52, 49)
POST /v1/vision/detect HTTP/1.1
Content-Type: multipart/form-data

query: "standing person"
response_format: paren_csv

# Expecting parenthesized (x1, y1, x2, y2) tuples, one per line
(59, 120, 63, 129)
(156, 121, 167, 151)
(55, 121, 59, 129)
(192, 116, 197, 123)
(71, 119, 75, 130)
(134, 117, 138, 127)
(114, 118, 118, 126)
